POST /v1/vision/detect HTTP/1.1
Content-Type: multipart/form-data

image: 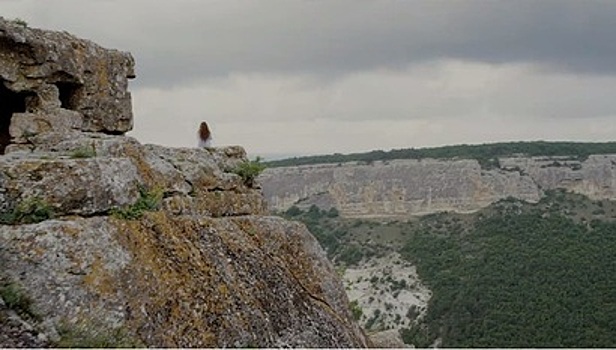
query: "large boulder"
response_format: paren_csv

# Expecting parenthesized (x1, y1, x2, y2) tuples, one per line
(1, 214, 368, 347)
(0, 17, 135, 154)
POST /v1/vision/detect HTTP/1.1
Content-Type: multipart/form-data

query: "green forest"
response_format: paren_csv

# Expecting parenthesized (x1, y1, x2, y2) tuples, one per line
(265, 141, 616, 169)
(281, 191, 616, 347)
(400, 192, 616, 347)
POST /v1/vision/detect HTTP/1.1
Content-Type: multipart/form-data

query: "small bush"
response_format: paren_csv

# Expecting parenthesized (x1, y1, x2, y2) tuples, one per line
(0, 282, 38, 320)
(12, 18, 28, 27)
(592, 209, 606, 215)
(0, 212, 13, 225)
(349, 300, 363, 321)
(232, 157, 267, 187)
(327, 207, 340, 218)
(0, 197, 55, 225)
(55, 321, 143, 348)
(70, 145, 96, 159)
(400, 325, 434, 348)
(285, 205, 302, 217)
(111, 185, 163, 220)
(365, 309, 382, 330)
(337, 244, 364, 266)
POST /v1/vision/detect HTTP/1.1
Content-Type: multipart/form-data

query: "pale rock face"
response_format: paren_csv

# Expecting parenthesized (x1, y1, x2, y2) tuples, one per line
(1, 132, 269, 219)
(344, 253, 431, 340)
(500, 155, 616, 200)
(260, 156, 616, 217)
(260, 159, 541, 217)
(0, 218, 132, 329)
(0, 215, 368, 348)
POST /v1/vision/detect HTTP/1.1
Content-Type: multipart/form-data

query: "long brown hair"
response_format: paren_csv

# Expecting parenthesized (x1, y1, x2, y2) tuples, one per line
(199, 121, 211, 141)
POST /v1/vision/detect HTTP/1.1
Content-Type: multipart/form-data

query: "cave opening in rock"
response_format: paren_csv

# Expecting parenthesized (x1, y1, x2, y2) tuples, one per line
(55, 82, 81, 110)
(0, 82, 33, 154)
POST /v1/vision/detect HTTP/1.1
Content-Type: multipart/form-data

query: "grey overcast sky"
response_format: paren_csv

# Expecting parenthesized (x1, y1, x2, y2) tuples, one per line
(2, 0, 615, 159)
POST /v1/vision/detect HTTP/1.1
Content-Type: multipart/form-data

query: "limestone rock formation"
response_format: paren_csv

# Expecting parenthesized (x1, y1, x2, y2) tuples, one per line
(369, 329, 410, 348)
(0, 18, 368, 348)
(1, 211, 367, 347)
(260, 155, 616, 217)
(500, 155, 616, 200)
(0, 17, 135, 154)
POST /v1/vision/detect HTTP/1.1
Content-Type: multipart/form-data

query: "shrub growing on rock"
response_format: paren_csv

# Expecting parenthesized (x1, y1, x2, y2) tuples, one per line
(0, 197, 55, 225)
(0, 282, 38, 320)
(111, 185, 163, 220)
(232, 157, 266, 187)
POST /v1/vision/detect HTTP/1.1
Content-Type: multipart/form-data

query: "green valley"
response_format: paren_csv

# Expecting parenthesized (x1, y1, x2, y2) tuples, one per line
(279, 190, 616, 347)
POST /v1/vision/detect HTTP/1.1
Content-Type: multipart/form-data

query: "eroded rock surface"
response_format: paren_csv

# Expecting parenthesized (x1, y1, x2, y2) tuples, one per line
(369, 329, 410, 348)
(260, 155, 616, 217)
(0, 290, 49, 348)
(0, 17, 135, 154)
(1, 214, 367, 347)
(0, 18, 368, 348)
(344, 253, 431, 333)
(0, 134, 368, 347)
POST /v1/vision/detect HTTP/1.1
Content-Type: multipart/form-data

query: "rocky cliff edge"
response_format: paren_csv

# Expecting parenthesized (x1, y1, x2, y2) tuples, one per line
(0, 17, 368, 348)
(260, 156, 616, 218)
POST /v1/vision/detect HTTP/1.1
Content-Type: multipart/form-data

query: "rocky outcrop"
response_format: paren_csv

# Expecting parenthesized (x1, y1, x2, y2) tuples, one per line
(344, 253, 431, 334)
(0, 17, 135, 154)
(370, 329, 410, 348)
(500, 155, 616, 200)
(260, 155, 616, 217)
(1, 211, 367, 347)
(0, 18, 368, 348)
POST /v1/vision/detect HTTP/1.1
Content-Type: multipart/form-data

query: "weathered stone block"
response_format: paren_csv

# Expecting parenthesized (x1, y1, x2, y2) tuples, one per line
(0, 157, 141, 216)
(162, 190, 267, 217)
(0, 17, 135, 154)
(9, 110, 82, 143)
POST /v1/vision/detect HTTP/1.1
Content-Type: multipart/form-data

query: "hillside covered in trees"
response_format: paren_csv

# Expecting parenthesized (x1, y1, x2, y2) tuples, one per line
(280, 191, 616, 347)
(399, 191, 616, 347)
(265, 141, 616, 168)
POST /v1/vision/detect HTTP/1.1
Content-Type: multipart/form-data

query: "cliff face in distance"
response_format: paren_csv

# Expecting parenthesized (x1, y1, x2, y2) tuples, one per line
(0, 18, 368, 348)
(260, 155, 616, 218)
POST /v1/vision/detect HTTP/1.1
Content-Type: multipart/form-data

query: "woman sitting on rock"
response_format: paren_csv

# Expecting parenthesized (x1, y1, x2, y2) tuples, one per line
(198, 121, 213, 148)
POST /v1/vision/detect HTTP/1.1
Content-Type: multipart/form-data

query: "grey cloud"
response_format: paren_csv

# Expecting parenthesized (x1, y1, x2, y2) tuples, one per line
(4, 0, 616, 88)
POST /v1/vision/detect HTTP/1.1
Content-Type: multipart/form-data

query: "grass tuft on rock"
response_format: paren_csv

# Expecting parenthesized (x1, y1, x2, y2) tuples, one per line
(55, 320, 143, 348)
(111, 185, 163, 220)
(0, 197, 55, 225)
(70, 145, 96, 159)
(0, 282, 39, 320)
